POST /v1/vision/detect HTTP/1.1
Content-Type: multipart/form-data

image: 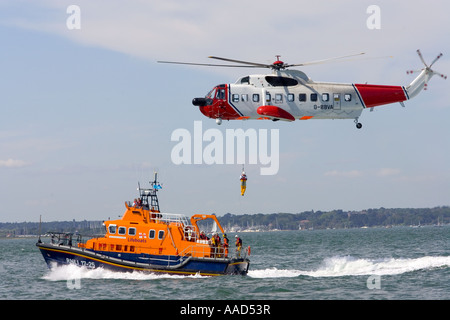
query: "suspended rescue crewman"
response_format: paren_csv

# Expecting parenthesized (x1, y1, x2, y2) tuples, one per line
(240, 171, 247, 196)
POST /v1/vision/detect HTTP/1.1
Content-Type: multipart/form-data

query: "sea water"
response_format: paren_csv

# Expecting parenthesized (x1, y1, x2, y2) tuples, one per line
(1, 225, 450, 300)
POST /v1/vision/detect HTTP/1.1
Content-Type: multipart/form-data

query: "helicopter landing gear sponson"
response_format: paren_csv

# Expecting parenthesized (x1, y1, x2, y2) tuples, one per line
(354, 118, 362, 129)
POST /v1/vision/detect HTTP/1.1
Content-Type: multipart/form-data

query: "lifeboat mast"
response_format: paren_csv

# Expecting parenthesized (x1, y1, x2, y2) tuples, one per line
(137, 172, 161, 213)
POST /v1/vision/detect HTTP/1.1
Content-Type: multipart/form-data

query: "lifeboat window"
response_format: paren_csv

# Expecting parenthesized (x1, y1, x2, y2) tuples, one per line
(118, 226, 126, 235)
(108, 224, 117, 234)
(130, 246, 135, 252)
(149, 230, 155, 239)
(299, 93, 307, 102)
(124, 245, 128, 252)
(116, 245, 122, 251)
(252, 94, 260, 102)
(158, 230, 165, 240)
(128, 227, 136, 236)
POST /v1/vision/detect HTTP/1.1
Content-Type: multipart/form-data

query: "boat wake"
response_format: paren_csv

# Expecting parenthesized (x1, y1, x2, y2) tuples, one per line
(42, 263, 205, 282)
(248, 255, 450, 278)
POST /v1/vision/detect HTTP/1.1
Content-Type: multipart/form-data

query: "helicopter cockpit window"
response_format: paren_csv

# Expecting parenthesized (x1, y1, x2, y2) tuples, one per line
(265, 76, 298, 87)
(216, 89, 225, 100)
(206, 88, 216, 98)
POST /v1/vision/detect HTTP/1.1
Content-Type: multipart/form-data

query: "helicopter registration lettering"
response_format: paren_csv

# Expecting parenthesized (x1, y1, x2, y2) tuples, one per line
(66, 257, 96, 269)
(314, 104, 334, 110)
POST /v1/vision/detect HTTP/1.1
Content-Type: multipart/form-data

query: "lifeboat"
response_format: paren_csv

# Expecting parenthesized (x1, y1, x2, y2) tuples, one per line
(36, 175, 250, 276)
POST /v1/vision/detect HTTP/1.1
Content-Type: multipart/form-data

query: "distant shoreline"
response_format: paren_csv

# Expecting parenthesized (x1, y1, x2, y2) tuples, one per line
(1, 206, 449, 237)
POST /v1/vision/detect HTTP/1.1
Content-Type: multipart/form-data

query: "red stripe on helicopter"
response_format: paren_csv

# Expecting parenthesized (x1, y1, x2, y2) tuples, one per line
(354, 84, 408, 108)
(257, 105, 295, 121)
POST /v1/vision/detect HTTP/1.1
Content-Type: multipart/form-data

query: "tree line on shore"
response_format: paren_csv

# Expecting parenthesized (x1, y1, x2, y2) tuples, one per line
(1, 206, 449, 237)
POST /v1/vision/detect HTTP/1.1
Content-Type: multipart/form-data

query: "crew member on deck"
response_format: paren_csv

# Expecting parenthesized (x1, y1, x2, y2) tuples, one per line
(223, 234, 229, 257)
(235, 235, 242, 257)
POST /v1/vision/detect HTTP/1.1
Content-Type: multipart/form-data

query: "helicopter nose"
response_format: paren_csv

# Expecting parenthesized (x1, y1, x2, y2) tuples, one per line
(192, 97, 212, 106)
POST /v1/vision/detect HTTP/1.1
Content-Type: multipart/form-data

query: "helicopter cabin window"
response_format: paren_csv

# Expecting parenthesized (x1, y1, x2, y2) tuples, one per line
(128, 227, 136, 236)
(240, 76, 250, 84)
(149, 229, 155, 239)
(232, 94, 240, 102)
(252, 94, 260, 102)
(311, 93, 318, 102)
(108, 224, 117, 234)
(265, 92, 271, 102)
(299, 93, 307, 102)
(158, 230, 165, 240)
(322, 93, 329, 102)
(345, 94, 352, 101)
(265, 76, 298, 87)
(118, 226, 126, 235)
(275, 93, 283, 103)
(241, 94, 248, 102)
(287, 94, 294, 102)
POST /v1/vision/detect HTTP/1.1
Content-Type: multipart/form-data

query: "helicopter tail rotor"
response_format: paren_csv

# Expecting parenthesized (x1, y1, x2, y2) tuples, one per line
(406, 50, 446, 97)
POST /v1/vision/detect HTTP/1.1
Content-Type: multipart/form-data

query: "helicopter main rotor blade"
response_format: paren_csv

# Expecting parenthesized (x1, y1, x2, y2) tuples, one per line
(208, 56, 272, 68)
(287, 52, 366, 67)
(157, 60, 262, 68)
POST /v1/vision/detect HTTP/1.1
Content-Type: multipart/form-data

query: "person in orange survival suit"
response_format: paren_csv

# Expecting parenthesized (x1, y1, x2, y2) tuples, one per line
(223, 234, 229, 257)
(235, 235, 242, 257)
(240, 171, 247, 196)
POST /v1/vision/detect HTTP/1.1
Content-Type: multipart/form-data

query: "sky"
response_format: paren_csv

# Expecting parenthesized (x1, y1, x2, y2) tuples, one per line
(0, 0, 449, 222)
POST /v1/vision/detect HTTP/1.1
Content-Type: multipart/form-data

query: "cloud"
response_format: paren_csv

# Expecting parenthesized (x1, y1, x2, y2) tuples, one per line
(377, 168, 401, 177)
(0, 158, 30, 168)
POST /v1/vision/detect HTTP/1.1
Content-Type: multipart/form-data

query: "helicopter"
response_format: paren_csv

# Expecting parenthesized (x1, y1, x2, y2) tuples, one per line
(158, 50, 446, 128)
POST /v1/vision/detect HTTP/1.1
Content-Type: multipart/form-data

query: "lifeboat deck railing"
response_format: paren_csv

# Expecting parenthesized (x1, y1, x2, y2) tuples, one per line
(178, 241, 249, 260)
